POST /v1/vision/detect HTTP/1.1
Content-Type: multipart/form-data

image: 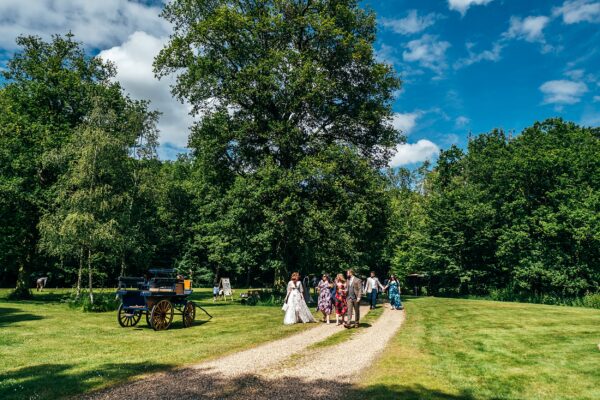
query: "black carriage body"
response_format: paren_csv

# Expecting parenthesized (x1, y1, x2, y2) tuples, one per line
(115, 269, 200, 330)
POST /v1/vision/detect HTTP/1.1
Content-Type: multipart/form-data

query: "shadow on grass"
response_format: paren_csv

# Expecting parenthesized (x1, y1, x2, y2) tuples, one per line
(80, 367, 475, 400)
(0, 307, 44, 327)
(0, 362, 173, 400)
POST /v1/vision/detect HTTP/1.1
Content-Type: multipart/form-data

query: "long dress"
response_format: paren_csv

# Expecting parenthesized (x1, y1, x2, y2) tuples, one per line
(317, 280, 333, 314)
(334, 281, 348, 316)
(388, 281, 403, 309)
(283, 281, 316, 325)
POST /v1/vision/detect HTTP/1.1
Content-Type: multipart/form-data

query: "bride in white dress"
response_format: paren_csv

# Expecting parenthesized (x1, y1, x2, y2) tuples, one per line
(283, 272, 316, 325)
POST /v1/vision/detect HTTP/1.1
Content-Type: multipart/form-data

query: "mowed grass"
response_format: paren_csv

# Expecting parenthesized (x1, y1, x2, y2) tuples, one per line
(358, 297, 600, 400)
(0, 288, 313, 400)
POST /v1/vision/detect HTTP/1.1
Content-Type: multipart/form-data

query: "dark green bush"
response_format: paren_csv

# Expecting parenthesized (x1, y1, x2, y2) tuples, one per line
(241, 290, 285, 307)
(484, 287, 600, 309)
(65, 291, 119, 312)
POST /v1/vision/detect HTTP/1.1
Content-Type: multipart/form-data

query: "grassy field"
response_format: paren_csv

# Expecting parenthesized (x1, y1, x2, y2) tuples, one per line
(0, 287, 314, 400)
(3, 290, 599, 400)
(358, 297, 600, 400)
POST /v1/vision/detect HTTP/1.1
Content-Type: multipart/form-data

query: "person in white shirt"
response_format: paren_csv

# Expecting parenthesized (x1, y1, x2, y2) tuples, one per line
(364, 271, 384, 309)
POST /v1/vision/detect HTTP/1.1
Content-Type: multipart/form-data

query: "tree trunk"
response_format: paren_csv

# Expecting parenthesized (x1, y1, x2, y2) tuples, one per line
(120, 255, 126, 278)
(12, 263, 33, 299)
(87, 248, 94, 304)
(76, 248, 84, 299)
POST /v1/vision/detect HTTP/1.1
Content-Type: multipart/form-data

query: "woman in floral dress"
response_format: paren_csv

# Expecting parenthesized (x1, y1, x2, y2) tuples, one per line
(316, 274, 333, 323)
(334, 273, 348, 325)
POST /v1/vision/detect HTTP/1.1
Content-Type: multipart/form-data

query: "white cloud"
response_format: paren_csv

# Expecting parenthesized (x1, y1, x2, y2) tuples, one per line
(553, 0, 600, 24)
(593, 95, 600, 102)
(99, 32, 194, 148)
(455, 116, 470, 128)
(403, 34, 451, 74)
(454, 41, 503, 69)
(376, 43, 401, 66)
(505, 15, 551, 42)
(565, 69, 586, 80)
(389, 140, 440, 167)
(539, 79, 588, 105)
(390, 112, 422, 135)
(380, 10, 441, 35)
(448, 0, 494, 16)
(0, 0, 169, 50)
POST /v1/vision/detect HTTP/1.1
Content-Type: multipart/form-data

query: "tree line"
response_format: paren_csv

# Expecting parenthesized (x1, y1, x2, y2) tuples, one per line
(1, 1, 597, 303)
(389, 122, 600, 300)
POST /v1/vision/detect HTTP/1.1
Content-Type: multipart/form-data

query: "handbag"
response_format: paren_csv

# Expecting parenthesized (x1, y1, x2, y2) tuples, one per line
(282, 302, 289, 312)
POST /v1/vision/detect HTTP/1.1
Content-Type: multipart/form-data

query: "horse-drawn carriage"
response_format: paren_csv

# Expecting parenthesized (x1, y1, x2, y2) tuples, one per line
(116, 269, 211, 331)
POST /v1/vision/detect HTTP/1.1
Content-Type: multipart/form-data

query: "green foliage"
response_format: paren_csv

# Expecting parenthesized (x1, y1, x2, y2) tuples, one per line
(0, 33, 157, 294)
(155, 0, 401, 284)
(242, 292, 286, 307)
(65, 290, 119, 312)
(390, 119, 600, 300)
(156, 0, 401, 169)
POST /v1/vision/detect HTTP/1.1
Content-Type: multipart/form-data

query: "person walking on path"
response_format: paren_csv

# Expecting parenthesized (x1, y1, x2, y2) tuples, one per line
(364, 271, 385, 309)
(316, 274, 333, 323)
(344, 269, 362, 328)
(283, 272, 316, 324)
(384, 274, 403, 310)
(334, 274, 348, 325)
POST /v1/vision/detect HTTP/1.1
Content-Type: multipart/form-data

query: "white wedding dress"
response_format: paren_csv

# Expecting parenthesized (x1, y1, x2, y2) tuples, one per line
(283, 280, 316, 325)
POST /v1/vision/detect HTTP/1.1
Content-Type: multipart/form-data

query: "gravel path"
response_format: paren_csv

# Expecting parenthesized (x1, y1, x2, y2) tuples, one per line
(85, 305, 405, 400)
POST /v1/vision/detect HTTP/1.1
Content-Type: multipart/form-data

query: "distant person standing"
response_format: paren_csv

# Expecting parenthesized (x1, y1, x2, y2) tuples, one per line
(344, 269, 362, 328)
(384, 275, 403, 310)
(212, 280, 220, 302)
(364, 271, 384, 309)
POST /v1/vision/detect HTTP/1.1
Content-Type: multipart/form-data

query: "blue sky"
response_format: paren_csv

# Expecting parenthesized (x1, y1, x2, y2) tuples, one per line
(1, 0, 599, 165)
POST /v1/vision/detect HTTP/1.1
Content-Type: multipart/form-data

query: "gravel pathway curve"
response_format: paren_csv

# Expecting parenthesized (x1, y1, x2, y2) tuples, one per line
(85, 305, 405, 400)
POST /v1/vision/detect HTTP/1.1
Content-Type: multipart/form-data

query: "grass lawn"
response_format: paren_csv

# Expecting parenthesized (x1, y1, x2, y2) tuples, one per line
(0, 287, 314, 400)
(358, 297, 600, 400)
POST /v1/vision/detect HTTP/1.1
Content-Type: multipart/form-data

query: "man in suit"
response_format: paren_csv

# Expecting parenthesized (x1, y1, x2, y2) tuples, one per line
(364, 271, 385, 309)
(344, 269, 362, 328)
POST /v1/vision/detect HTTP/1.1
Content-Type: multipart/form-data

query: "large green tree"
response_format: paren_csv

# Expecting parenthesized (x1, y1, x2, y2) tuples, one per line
(154, 0, 401, 284)
(0, 34, 123, 296)
(391, 119, 600, 298)
(0, 34, 158, 296)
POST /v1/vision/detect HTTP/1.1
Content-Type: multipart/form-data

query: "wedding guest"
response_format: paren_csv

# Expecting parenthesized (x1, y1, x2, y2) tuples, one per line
(316, 274, 333, 323)
(344, 269, 362, 328)
(364, 271, 385, 309)
(384, 274, 403, 310)
(334, 274, 348, 325)
(212, 280, 219, 302)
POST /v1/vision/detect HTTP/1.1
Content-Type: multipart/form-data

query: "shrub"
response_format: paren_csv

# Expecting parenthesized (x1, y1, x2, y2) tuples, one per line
(65, 291, 119, 312)
(241, 290, 285, 307)
(581, 293, 600, 309)
(485, 287, 600, 309)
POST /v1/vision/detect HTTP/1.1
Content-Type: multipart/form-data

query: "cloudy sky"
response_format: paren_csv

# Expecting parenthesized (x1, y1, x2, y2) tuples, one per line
(1, 0, 599, 165)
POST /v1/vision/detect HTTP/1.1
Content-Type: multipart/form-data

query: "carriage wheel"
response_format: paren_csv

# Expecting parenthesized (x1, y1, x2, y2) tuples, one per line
(150, 299, 174, 331)
(182, 301, 196, 328)
(117, 304, 141, 328)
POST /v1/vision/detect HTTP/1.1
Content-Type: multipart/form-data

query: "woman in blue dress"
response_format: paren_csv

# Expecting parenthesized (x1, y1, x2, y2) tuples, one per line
(384, 275, 403, 310)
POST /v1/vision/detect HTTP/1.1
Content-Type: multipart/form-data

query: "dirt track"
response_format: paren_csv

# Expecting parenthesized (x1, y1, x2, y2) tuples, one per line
(85, 305, 405, 400)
